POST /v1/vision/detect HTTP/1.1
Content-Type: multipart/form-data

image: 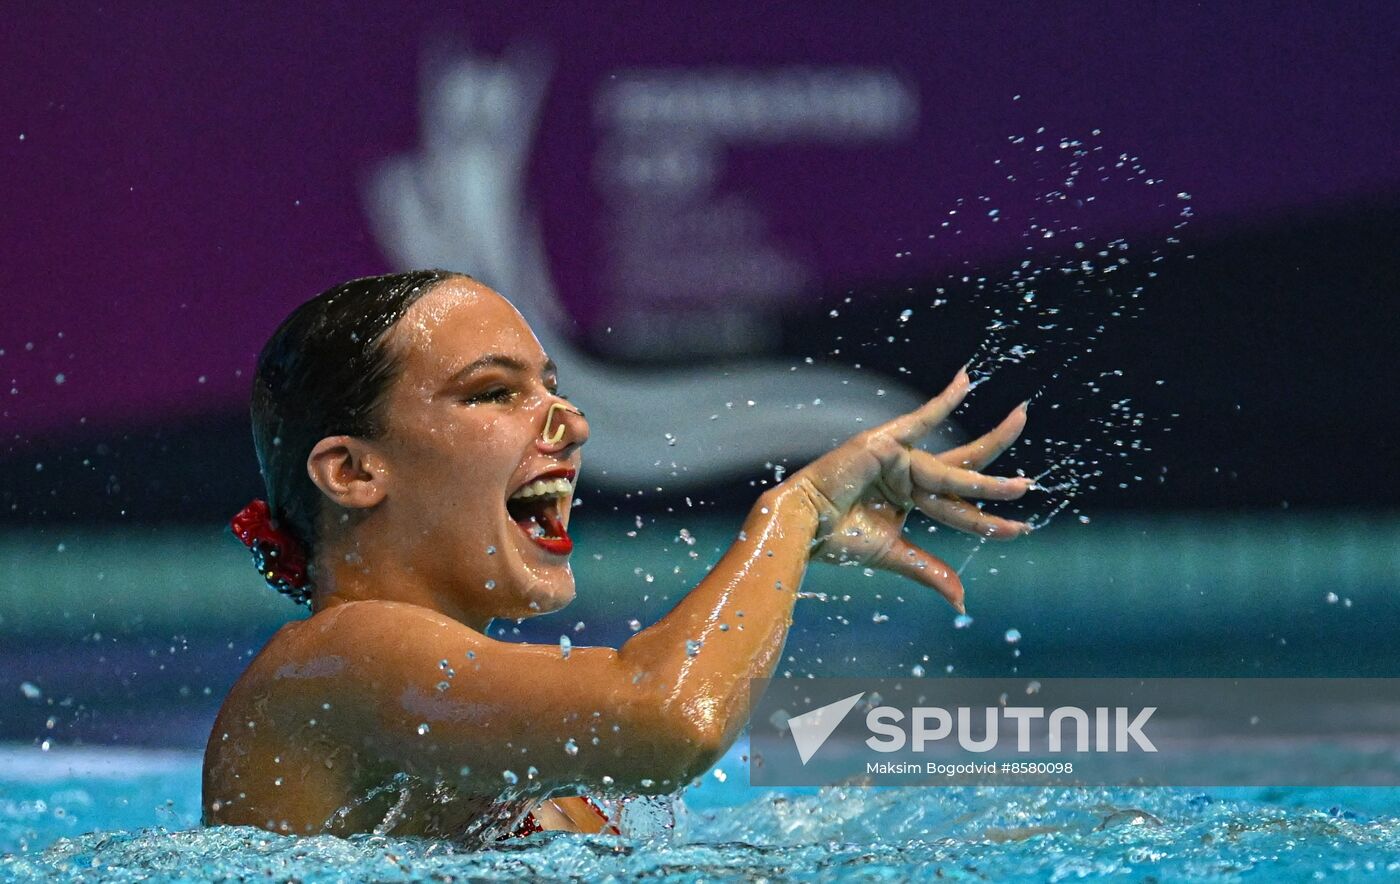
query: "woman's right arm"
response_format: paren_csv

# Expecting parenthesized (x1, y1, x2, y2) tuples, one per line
(610, 366, 1034, 768)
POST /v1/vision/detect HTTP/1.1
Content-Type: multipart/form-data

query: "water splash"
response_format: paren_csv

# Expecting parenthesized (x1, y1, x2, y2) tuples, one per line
(8, 762, 1400, 881)
(798, 130, 1194, 676)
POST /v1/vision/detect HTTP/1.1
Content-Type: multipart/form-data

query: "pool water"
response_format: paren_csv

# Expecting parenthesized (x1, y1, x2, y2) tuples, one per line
(6, 516, 1400, 879)
(5, 741, 1400, 881)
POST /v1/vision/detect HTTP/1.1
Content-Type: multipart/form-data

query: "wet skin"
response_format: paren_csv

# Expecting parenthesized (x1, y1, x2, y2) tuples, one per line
(203, 277, 1034, 840)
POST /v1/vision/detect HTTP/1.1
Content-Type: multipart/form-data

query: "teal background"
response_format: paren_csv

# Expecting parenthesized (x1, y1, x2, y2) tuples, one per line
(6, 511, 1397, 751)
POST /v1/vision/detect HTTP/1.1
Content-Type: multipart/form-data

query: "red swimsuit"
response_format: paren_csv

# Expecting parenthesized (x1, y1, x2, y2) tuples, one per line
(503, 796, 620, 839)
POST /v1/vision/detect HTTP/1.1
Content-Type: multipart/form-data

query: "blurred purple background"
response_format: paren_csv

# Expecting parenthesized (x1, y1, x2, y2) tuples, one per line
(2, 4, 1399, 751)
(4, 2, 1395, 442)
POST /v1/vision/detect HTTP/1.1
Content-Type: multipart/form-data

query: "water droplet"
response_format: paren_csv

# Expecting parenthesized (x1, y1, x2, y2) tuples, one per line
(502, 770, 518, 784)
(486, 545, 496, 555)
(627, 618, 642, 632)
(559, 636, 572, 658)
(1004, 628, 1022, 644)
(564, 738, 579, 756)
(1325, 592, 1339, 604)
(685, 639, 702, 657)
(485, 579, 496, 590)
(20, 682, 41, 700)
(953, 615, 973, 629)
(910, 664, 926, 677)
(417, 723, 431, 735)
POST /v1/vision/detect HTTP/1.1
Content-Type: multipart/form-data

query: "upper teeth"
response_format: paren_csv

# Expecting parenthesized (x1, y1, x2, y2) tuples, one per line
(509, 477, 573, 500)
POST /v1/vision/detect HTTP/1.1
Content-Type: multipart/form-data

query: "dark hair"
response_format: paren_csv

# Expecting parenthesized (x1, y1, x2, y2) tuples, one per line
(249, 269, 464, 591)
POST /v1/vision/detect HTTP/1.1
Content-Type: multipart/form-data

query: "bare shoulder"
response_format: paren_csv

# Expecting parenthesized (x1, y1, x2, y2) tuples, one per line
(277, 599, 479, 652)
(207, 603, 464, 778)
(285, 599, 619, 672)
(233, 601, 486, 693)
(208, 600, 694, 795)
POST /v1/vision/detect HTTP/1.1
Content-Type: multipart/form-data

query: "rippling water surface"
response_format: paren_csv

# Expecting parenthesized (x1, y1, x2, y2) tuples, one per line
(5, 742, 1400, 881)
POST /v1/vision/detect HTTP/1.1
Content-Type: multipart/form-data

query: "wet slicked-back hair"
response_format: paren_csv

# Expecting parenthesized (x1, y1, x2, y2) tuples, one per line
(250, 270, 464, 586)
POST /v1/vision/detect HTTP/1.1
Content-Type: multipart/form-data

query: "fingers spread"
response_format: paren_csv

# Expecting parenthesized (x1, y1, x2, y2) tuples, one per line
(910, 449, 1033, 500)
(937, 402, 1028, 470)
(884, 368, 972, 446)
(871, 538, 965, 613)
(914, 492, 1031, 541)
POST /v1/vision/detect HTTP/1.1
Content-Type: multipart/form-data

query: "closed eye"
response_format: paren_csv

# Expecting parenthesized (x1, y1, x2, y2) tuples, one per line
(466, 387, 513, 404)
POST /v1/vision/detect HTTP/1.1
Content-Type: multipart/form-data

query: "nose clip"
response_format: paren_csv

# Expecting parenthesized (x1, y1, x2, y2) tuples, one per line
(541, 401, 585, 445)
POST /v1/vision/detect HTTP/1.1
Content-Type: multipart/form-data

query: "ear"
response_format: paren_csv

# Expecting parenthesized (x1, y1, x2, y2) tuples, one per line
(306, 435, 387, 510)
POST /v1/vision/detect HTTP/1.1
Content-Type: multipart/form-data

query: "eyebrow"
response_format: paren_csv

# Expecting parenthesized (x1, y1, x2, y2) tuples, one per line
(445, 354, 558, 385)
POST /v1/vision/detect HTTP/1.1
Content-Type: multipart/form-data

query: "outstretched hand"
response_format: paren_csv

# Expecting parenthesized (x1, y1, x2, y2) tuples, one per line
(785, 367, 1033, 613)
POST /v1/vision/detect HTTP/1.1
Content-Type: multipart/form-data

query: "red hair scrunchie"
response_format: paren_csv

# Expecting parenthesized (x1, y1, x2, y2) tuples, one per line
(231, 499, 311, 603)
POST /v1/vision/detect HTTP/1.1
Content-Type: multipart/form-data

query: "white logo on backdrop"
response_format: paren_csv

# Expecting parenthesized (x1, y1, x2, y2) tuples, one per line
(365, 48, 948, 490)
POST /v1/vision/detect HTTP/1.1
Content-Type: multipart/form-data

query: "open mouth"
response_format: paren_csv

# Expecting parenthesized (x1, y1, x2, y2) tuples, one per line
(506, 469, 575, 556)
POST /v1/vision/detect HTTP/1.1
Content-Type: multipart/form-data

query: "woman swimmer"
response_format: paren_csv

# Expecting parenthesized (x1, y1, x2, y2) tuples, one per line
(203, 270, 1035, 842)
